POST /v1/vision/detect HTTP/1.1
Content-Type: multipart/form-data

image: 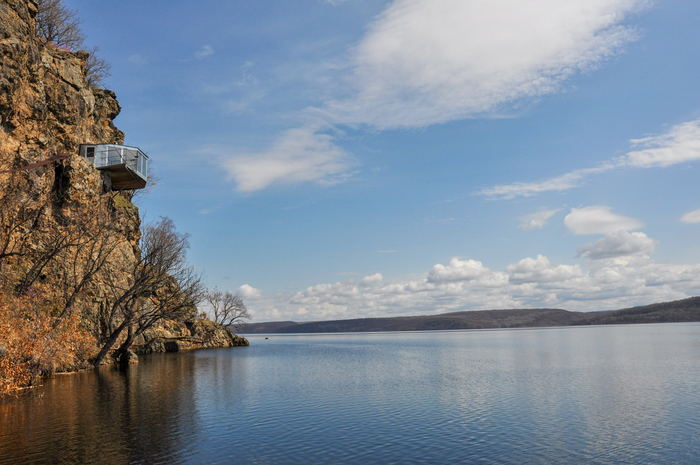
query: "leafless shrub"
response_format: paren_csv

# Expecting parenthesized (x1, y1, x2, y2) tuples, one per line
(35, 1, 112, 88)
(204, 287, 251, 330)
(93, 217, 205, 364)
(36, 0, 85, 49)
(84, 46, 112, 88)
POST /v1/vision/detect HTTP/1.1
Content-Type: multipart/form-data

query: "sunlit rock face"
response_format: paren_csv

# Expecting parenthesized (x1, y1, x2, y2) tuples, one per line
(0, 0, 124, 161)
(0, 0, 242, 362)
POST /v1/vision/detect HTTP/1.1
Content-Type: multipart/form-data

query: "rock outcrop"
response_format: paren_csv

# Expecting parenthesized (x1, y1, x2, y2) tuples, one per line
(1, 0, 123, 163)
(134, 319, 249, 355)
(0, 0, 247, 371)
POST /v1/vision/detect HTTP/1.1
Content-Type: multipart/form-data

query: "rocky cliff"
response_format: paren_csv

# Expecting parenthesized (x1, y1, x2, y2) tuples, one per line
(1, 0, 123, 163)
(0, 0, 246, 382)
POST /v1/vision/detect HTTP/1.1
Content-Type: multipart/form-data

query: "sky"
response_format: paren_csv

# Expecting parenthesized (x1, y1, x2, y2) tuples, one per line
(68, 0, 700, 322)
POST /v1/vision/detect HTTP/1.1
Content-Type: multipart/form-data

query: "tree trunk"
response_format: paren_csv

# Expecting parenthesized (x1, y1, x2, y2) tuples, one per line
(113, 324, 136, 361)
(91, 319, 129, 366)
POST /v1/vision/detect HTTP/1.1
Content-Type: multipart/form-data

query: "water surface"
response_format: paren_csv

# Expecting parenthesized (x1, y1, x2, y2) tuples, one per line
(2, 323, 700, 464)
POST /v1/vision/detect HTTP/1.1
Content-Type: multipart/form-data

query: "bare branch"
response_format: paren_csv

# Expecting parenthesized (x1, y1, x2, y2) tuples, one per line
(36, 0, 85, 49)
(93, 217, 205, 364)
(204, 287, 251, 330)
(84, 46, 111, 88)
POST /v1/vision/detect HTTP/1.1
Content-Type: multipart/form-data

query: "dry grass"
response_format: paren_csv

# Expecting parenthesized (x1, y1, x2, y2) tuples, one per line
(0, 290, 97, 396)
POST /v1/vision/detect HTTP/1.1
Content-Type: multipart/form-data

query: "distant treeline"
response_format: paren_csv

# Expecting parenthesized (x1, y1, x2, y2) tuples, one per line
(242, 296, 700, 334)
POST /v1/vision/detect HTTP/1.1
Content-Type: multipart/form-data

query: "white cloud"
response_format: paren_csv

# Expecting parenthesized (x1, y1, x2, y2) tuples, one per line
(681, 208, 700, 224)
(576, 230, 656, 260)
(360, 273, 384, 286)
(237, 284, 263, 299)
(480, 119, 700, 199)
(479, 166, 612, 199)
(564, 206, 644, 235)
(518, 208, 562, 230)
(243, 253, 700, 323)
(622, 119, 700, 167)
(427, 258, 491, 283)
(219, 125, 356, 192)
(195, 45, 214, 59)
(505, 255, 583, 283)
(325, 0, 647, 129)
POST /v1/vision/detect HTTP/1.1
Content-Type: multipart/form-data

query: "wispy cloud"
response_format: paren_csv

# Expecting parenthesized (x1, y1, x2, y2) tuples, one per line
(220, 0, 651, 192)
(195, 45, 214, 59)
(219, 124, 356, 192)
(480, 166, 613, 200)
(480, 119, 700, 199)
(518, 208, 562, 230)
(324, 0, 648, 129)
(623, 120, 700, 167)
(128, 54, 148, 65)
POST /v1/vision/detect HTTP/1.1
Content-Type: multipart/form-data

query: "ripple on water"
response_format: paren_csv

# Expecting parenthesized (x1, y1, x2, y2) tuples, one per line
(1, 324, 700, 464)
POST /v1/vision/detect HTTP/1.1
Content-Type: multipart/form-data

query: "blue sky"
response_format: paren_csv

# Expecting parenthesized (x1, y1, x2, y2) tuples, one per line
(70, 0, 700, 321)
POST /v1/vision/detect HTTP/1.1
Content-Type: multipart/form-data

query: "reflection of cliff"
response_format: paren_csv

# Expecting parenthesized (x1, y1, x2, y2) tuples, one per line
(0, 354, 206, 463)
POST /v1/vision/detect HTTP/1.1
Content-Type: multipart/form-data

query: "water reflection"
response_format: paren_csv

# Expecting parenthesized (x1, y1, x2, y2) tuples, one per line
(1, 324, 700, 464)
(0, 353, 206, 464)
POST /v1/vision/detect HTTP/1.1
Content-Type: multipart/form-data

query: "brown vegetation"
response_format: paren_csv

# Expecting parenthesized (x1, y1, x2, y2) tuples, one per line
(0, 291, 96, 396)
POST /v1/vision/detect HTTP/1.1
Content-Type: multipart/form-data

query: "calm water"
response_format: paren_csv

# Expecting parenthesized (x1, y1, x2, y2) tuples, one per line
(1, 324, 700, 464)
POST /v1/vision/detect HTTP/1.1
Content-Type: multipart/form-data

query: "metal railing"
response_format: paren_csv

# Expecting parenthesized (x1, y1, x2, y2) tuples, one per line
(89, 144, 148, 180)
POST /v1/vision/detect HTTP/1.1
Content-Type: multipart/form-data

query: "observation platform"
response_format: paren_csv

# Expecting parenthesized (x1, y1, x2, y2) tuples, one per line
(79, 144, 148, 190)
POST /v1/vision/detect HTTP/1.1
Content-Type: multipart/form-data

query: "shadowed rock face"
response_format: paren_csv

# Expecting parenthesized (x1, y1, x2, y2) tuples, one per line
(0, 0, 124, 163)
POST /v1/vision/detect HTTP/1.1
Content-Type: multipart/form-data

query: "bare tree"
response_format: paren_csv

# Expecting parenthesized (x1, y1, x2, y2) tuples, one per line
(35, 1, 112, 88)
(84, 46, 111, 88)
(204, 288, 250, 330)
(52, 205, 124, 325)
(35, 0, 85, 49)
(14, 209, 87, 295)
(93, 217, 205, 365)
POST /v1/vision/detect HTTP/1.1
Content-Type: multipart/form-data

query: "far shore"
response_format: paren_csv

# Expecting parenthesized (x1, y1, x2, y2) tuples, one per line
(241, 296, 700, 334)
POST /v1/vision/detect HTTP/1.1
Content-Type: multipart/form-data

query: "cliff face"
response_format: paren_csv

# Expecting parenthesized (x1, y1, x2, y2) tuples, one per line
(0, 0, 123, 162)
(0, 0, 246, 375)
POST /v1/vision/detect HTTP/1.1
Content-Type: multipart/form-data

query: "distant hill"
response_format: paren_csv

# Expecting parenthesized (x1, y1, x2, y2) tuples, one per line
(241, 296, 700, 334)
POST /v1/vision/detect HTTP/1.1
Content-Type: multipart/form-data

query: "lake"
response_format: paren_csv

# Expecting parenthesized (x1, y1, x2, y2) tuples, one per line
(1, 323, 700, 464)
